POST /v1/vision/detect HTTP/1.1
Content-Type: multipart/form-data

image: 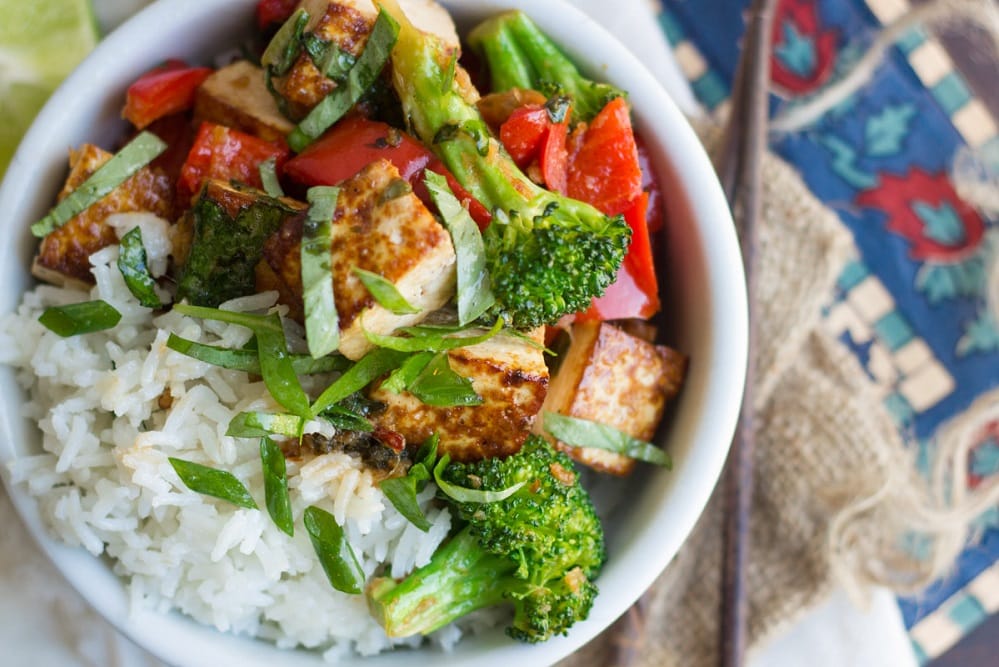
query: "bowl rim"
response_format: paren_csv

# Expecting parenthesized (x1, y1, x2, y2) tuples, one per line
(0, 0, 748, 665)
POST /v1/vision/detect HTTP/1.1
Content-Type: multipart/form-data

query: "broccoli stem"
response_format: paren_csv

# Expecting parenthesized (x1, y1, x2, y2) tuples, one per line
(466, 11, 625, 122)
(367, 526, 512, 637)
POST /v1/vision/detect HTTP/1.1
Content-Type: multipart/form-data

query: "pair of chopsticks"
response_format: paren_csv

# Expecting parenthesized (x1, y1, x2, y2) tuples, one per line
(714, 1, 778, 666)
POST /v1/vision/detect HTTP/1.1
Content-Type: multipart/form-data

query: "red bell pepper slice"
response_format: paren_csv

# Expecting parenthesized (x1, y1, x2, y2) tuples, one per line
(255, 0, 299, 31)
(122, 60, 212, 130)
(636, 136, 665, 234)
(177, 122, 291, 205)
(540, 120, 569, 194)
(577, 192, 660, 321)
(566, 97, 643, 216)
(499, 104, 549, 168)
(284, 116, 491, 228)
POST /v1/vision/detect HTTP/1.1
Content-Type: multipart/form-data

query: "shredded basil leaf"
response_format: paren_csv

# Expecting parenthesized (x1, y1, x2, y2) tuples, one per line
(433, 455, 525, 504)
(168, 457, 258, 509)
(363, 316, 503, 353)
(288, 9, 400, 151)
(423, 171, 495, 325)
(311, 347, 409, 415)
(227, 411, 305, 439)
(261, 8, 309, 76)
(378, 435, 437, 531)
(173, 304, 311, 417)
(303, 186, 340, 358)
(260, 438, 294, 536)
(31, 132, 167, 237)
(322, 404, 375, 432)
(379, 351, 435, 393)
(407, 352, 482, 407)
(542, 412, 672, 467)
(38, 300, 122, 337)
(303, 505, 365, 594)
(303, 34, 357, 81)
(258, 157, 284, 198)
(352, 268, 419, 315)
(116, 227, 162, 308)
(166, 333, 348, 375)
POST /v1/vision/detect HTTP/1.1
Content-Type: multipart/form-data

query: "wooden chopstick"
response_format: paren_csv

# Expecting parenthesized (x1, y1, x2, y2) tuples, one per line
(715, 2, 778, 667)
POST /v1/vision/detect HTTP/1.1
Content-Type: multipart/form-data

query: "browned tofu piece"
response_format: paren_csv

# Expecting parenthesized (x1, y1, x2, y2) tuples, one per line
(32, 144, 173, 286)
(539, 321, 687, 475)
(275, 0, 461, 118)
(193, 61, 296, 142)
(259, 158, 456, 359)
(369, 329, 549, 461)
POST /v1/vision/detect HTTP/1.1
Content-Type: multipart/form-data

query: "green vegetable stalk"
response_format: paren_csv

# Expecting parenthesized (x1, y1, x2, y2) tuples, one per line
(377, 0, 630, 329)
(367, 436, 605, 643)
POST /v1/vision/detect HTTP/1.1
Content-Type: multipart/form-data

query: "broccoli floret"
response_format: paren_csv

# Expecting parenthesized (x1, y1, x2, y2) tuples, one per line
(366, 436, 605, 643)
(377, 0, 630, 329)
(466, 11, 625, 122)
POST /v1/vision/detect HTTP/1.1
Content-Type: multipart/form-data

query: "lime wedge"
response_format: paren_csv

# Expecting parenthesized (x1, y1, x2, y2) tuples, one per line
(0, 0, 99, 176)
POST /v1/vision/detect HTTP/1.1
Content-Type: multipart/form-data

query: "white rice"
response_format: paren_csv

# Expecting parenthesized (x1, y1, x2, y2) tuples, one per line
(0, 218, 480, 658)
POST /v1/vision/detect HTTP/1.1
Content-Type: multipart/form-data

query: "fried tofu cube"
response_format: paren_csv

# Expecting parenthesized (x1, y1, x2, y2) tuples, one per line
(369, 329, 549, 461)
(259, 158, 456, 359)
(539, 322, 687, 475)
(193, 60, 296, 142)
(32, 144, 173, 286)
(275, 0, 461, 117)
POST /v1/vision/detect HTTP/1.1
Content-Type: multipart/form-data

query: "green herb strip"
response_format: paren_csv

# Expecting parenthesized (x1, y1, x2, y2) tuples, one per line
(303, 34, 357, 81)
(378, 435, 437, 531)
(116, 227, 162, 308)
(303, 506, 365, 594)
(423, 171, 495, 325)
(379, 351, 434, 393)
(261, 8, 309, 76)
(260, 438, 294, 536)
(310, 347, 409, 415)
(363, 316, 503, 353)
(227, 411, 305, 439)
(38, 300, 122, 337)
(433, 455, 526, 504)
(173, 304, 311, 417)
(168, 457, 258, 509)
(352, 268, 419, 315)
(407, 352, 482, 407)
(302, 186, 340, 358)
(31, 132, 167, 237)
(258, 157, 284, 198)
(542, 412, 672, 468)
(166, 333, 349, 375)
(288, 9, 400, 151)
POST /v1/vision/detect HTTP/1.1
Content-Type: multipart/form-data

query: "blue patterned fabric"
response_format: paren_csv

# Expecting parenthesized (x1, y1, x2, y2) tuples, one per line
(655, 0, 998, 662)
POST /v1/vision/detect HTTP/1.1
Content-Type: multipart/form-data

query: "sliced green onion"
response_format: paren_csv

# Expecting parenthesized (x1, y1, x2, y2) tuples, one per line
(227, 411, 305, 439)
(379, 351, 434, 393)
(303, 505, 365, 594)
(288, 10, 400, 151)
(542, 412, 672, 467)
(302, 186, 340, 358)
(260, 438, 294, 536)
(424, 171, 495, 325)
(407, 352, 482, 407)
(166, 333, 349, 375)
(31, 132, 167, 237)
(38, 300, 121, 337)
(116, 226, 162, 308)
(168, 457, 258, 509)
(173, 304, 311, 417)
(261, 8, 309, 76)
(363, 316, 503, 353)
(378, 435, 437, 531)
(258, 157, 284, 198)
(310, 346, 408, 415)
(352, 268, 419, 315)
(433, 455, 525, 504)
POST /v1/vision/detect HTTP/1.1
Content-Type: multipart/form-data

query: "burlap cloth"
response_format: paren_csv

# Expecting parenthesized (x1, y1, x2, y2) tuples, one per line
(560, 120, 995, 667)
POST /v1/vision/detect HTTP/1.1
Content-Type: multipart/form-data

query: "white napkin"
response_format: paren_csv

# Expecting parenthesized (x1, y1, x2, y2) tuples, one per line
(0, 2, 915, 666)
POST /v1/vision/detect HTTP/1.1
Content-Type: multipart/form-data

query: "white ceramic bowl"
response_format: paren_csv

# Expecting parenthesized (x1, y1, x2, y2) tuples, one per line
(0, 1, 747, 665)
